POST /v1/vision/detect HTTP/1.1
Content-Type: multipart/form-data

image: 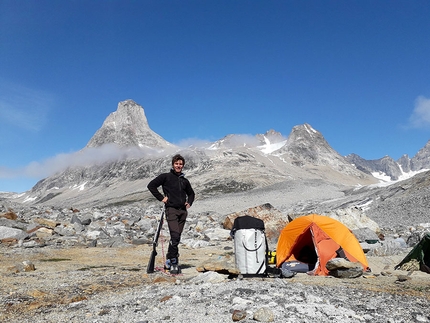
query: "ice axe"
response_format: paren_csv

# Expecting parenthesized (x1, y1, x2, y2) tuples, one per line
(146, 208, 165, 273)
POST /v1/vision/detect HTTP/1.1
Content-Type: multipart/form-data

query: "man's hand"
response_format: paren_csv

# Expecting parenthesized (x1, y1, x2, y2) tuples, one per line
(162, 197, 168, 203)
(185, 202, 190, 209)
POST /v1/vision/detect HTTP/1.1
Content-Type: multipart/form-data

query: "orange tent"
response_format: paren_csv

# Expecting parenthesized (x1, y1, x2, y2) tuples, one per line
(276, 214, 369, 276)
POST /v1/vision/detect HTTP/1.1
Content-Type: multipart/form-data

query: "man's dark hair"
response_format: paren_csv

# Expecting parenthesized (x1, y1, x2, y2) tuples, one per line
(172, 154, 185, 166)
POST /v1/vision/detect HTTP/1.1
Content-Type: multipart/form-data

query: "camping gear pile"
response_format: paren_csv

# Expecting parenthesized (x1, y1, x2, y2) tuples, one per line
(231, 213, 370, 278)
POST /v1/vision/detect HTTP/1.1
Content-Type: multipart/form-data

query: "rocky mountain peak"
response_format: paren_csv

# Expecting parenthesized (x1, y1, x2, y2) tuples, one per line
(411, 140, 430, 171)
(397, 154, 411, 173)
(256, 129, 285, 145)
(289, 123, 321, 140)
(283, 123, 336, 161)
(85, 100, 173, 149)
(271, 124, 368, 180)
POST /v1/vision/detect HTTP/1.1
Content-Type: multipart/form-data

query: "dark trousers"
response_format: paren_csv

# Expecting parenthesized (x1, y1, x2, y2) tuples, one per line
(165, 207, 188, 260)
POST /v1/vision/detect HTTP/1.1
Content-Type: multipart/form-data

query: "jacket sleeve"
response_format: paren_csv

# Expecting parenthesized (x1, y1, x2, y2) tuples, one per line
(147, 174, 165, 202)
(185, 180, 195, 206)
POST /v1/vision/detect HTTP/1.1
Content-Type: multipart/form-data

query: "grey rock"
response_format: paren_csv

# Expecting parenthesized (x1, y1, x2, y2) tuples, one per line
(135, 218, 152, 231)
(367, 239, 409, 256)
(73, 221, 85, 233)
(81, 217, 92, 225)
(352, 227, 380, 242)
(190, 271, 227, 284)
(0, 226, 28, 240)
(20, 240, 44, 248)
(0, 218, 28, 231)
(326, 258, 364, 278)
(54, 225, 75, 236)
(85, 230, 106, 240)
(329, 267, 363, 279)
(87, 239, 97, 247)
(326, 258, 363, 270)
(22, 260, 36, 272)
(92, 211, 105, 220)
(406, 232, 422, 247)
(131, 238, 151, 245)
(203, 227, 231, 241)
(253, 307, 275, 322)
(232, 309, 247, 321)
(98, 236, 126, 247)
(70, 214, 81, 224)
(360, 241, 382, 253)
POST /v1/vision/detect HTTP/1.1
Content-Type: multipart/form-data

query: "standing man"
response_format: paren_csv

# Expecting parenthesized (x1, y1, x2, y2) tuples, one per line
(147, 154, 195, 274)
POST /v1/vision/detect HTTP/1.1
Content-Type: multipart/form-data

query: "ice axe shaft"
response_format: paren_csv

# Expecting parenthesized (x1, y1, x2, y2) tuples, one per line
(146, 208, 165, 273)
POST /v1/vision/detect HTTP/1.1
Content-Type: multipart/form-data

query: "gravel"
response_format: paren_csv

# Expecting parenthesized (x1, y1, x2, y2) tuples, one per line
(7, 275, 429, 323)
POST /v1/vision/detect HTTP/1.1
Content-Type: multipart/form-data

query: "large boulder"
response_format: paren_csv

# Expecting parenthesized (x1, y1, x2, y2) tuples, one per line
(324, 207, 380, 232)
(0, 226, 28, 240)
(223, 203, 289, 249)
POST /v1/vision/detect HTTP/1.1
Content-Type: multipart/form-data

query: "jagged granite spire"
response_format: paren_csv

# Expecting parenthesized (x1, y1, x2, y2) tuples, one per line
(397, 154, 411, 173)
(283, 124, 341, 163)
(86, 100, 173, 149)
(411, 140, 430, 171)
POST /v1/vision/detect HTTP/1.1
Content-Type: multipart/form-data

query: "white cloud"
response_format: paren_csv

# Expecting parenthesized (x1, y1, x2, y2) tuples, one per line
(0, 143, 164, 180)
(408, 96, 430, 129)
(175, 138, 213, 148)
(0, 79, 54, 131)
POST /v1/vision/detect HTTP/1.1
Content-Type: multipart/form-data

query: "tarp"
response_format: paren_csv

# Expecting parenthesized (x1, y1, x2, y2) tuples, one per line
(395, 233, 430, 274)
(276, 214, 369, 276)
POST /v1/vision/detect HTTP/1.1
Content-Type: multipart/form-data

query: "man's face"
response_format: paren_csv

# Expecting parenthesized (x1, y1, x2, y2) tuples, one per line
(173, 160, 184, 173)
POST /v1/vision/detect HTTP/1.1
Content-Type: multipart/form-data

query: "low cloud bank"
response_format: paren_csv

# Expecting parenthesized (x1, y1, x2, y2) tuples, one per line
(0, 132, 284, 192)
(0, 144, 177, 180)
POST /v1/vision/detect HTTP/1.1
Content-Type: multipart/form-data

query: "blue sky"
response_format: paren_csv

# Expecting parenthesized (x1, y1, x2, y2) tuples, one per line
(1, 1, 430, 193)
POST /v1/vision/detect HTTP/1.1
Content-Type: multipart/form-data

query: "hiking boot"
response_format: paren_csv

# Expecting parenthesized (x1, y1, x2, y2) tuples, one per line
(170, 263, 181, 275)
(169, 258, 181, 275)
(164, 259, 171, 271)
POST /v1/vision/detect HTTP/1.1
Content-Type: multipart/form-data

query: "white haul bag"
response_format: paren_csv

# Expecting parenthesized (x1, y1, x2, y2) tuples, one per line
(234, 228, 267, 275)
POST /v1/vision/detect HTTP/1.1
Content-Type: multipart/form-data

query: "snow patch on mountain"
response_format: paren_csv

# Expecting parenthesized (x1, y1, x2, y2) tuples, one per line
(370, 168, 430, 188)
(23, 195, 37, 203)
(258, 139, 287, 154)
(304, 123, 317, 135)
(72, 182, 88, 191)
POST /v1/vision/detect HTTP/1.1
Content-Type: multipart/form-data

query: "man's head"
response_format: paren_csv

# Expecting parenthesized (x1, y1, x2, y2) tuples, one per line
(171, 154, 185, 173)
(171, 154, 185, 166)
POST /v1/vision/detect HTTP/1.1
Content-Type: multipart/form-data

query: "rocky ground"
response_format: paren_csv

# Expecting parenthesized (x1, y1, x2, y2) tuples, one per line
(1, 238, 430, 323)
(2, 178, 430, 323)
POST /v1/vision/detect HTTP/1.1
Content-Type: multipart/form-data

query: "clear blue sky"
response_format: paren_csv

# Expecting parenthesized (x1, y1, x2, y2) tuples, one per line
(1, 1, 430, 193)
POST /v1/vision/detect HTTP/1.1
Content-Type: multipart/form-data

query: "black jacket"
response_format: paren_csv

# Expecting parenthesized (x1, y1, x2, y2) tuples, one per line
(147, 169, 195, 209)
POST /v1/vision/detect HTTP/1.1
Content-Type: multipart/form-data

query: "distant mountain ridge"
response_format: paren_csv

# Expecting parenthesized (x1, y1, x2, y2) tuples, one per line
(10, 99, 430, 208)
(345, 141, 430, 181)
